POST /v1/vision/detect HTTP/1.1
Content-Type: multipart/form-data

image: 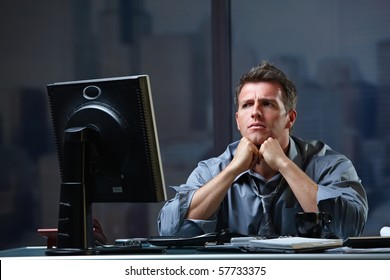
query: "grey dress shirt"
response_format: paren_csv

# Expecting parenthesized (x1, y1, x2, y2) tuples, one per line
(157, 136, 368, 240)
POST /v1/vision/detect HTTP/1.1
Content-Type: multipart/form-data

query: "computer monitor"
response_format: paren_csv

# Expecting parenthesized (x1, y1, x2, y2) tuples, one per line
(46, 75, 167, 255)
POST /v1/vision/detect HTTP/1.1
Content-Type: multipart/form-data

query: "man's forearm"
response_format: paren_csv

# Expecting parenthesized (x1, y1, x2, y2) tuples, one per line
(279, 159, 319, 212)
(186, 165, 237, 220)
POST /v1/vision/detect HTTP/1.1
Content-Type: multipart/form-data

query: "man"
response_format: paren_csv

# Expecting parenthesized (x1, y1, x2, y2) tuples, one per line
(158, 61, 368, 239)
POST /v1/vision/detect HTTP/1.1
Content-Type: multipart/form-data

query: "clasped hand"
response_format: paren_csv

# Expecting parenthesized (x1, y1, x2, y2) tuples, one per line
(231, 137, 288, 175)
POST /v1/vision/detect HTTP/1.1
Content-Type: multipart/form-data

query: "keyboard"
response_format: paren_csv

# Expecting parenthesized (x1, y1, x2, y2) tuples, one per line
(147, 233, 218, 247)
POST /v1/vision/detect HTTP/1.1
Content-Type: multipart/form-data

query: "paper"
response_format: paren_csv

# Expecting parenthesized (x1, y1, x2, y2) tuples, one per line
(249, 237, 343, 250)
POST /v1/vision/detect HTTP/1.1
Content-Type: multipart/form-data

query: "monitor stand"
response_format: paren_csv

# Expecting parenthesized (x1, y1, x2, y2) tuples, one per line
(46, 127, 98, 256)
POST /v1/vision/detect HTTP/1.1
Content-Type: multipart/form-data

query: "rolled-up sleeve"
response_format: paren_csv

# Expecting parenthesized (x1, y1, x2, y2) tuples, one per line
(309, 154, 369, 238)
(157, 160, 220, 236)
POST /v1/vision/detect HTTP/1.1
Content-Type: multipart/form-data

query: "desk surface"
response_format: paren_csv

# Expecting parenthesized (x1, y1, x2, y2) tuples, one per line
(1, 246, 390, 260)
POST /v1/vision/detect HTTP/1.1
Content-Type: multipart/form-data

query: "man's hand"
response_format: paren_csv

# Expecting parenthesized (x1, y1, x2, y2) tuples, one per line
(228, 137, 260, 176)
(259, 137, 289, 172)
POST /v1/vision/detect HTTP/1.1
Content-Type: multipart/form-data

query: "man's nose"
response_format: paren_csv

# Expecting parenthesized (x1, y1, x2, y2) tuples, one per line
(251, 102, 262, 118)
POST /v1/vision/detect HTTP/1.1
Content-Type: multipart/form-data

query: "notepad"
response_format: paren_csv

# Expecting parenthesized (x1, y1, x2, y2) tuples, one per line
(249, 237, 343, 251)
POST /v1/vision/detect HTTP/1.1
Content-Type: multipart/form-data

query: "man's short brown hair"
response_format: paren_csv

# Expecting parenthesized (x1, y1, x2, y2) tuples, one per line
(234, 61, 297, 113)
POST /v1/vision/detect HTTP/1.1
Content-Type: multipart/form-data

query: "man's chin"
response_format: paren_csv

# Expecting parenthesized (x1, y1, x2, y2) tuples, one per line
(247, 135, 266, 147)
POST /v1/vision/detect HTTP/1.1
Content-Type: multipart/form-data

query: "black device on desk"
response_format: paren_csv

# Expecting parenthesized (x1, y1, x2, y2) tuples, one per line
(46, 75, 167, 255)
(343, 236, 390, 248)
(146, 233, 220, 247)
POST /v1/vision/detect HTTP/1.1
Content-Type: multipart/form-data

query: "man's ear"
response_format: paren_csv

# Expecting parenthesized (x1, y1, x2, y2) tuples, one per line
(235, 111, 241, 131)
(286, 110, 297, 129)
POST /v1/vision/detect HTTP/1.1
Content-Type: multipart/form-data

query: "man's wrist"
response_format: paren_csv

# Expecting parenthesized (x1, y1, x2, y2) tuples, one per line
(277, 157, 292, 173)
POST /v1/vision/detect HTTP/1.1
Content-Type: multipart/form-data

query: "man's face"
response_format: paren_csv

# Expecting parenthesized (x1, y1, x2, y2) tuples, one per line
(235, 81, 296, 147)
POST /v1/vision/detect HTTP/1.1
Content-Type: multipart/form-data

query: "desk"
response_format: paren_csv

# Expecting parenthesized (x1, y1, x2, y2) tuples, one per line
(1, 246, 390, 259)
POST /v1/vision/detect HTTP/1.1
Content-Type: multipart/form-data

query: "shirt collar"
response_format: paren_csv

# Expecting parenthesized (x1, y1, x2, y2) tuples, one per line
(288, 136, 305, 168)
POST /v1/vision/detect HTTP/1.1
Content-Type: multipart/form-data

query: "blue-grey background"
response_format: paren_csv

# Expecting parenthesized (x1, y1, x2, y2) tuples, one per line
(0, 0, 389, 249)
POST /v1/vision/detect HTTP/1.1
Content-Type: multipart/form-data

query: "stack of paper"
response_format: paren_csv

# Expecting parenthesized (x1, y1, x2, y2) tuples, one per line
(248, 237, 343, 251)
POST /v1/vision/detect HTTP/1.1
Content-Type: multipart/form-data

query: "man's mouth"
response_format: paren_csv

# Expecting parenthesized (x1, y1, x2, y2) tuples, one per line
(249, 122, 265, 129)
